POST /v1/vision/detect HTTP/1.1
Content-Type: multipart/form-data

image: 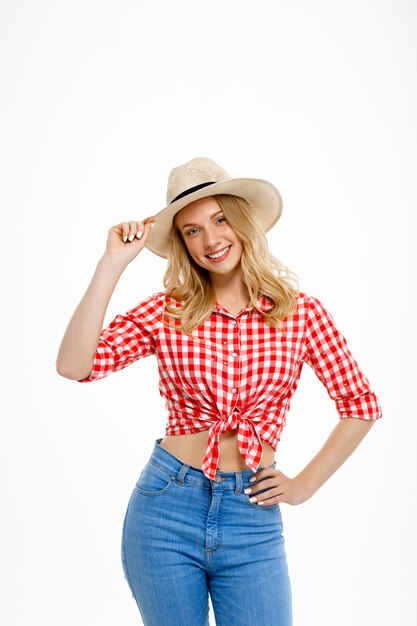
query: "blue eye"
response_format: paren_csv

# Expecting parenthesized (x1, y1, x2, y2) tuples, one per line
(216, 216, 227, 224)
(186, 228, 199, 236)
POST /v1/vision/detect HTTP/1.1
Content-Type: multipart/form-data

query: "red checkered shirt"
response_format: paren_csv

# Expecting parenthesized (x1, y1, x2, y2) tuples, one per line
(78, 291, 382, 480)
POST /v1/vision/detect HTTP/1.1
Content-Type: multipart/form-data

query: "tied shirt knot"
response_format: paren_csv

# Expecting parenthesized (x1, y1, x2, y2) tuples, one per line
(201, 410, 263, 480)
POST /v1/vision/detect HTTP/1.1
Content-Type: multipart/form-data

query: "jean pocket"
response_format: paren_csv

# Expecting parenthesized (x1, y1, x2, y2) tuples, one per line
(134, 461, 175, 496)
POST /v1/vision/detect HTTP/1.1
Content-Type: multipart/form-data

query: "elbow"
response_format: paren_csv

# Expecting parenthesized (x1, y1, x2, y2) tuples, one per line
(56, 358, 92, 381)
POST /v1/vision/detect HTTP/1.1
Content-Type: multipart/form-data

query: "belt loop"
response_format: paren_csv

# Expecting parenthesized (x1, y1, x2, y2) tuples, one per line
(234, 471, 243, 494)
(177, 464, 190, 487)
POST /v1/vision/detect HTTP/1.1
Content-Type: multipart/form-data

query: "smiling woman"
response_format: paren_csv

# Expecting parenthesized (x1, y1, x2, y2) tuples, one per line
(56, 156, 382, 626)
(163, 192, 298, 333)
(175, 197, 243, 270)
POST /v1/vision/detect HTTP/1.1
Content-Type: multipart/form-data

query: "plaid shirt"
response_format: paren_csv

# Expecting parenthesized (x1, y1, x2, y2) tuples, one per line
(78, 291, 382, 480)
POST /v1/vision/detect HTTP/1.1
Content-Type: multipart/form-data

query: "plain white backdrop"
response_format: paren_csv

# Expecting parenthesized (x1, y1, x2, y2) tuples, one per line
(1, 1, 416, 625)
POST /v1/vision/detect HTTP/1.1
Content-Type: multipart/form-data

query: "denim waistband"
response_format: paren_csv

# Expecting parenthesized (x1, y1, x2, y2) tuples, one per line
(149, 438, 277, 491)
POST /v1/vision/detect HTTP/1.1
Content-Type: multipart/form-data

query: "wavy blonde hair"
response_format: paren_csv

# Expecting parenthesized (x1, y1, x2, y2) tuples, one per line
(162, 194, 299, 334)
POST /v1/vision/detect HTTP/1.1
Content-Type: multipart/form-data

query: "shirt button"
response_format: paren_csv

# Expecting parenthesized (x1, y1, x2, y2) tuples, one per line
(232, 352, 238, 357)
(231, 387, 237, 393)
(231, 319, 237, 324)
(214, 475, 222, 483)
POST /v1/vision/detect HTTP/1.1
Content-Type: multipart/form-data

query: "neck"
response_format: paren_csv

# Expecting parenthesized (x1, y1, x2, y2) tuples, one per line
(209, 267, 249, 304)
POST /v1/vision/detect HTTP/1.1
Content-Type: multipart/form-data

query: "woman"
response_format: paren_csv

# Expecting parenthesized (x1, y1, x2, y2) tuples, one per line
(56, 157, 382, 626)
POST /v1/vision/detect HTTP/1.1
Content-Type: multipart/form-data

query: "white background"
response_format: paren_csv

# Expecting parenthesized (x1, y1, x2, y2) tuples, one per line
(1, 1, 416, 625)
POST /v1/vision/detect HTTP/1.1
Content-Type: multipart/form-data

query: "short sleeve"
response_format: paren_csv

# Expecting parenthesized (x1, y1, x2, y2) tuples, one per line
(303, 294, 382, 420)
(77, 291, 165, 383)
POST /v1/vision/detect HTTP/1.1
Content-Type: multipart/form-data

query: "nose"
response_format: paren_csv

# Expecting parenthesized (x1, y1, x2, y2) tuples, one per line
(203, 225, 221, 251)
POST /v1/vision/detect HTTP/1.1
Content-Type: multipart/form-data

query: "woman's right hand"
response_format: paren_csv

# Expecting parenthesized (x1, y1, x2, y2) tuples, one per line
(104, 216, 155, 264)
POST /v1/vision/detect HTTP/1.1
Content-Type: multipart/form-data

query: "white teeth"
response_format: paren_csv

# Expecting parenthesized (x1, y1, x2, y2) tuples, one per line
(207, 246, 230, 259)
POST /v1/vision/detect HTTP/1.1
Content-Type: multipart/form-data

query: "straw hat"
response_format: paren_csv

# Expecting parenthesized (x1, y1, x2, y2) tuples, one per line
(144, 157, 283, 259)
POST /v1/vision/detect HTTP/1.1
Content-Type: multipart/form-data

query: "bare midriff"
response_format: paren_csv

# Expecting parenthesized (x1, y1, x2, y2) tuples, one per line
(159, 428, 276, 472)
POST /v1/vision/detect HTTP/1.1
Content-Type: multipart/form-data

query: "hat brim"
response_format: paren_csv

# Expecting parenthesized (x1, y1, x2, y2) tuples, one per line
(144, 177, 283, 259)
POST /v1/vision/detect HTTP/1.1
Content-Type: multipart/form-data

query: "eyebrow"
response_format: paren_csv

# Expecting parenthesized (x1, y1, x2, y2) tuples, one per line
(179, 210, 224, 231)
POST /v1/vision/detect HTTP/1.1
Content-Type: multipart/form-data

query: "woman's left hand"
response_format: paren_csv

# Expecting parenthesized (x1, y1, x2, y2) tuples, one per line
(244, 468, 311, 506)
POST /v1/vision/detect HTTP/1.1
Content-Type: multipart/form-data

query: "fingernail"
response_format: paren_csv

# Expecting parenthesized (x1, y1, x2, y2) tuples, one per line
(136, 230, 143, 239)
(249, 496, 257, 503)
(123, 235, 128, 243)
(150, 222, 156, 228)
(128, 233, 135, 241)
(249, 477, 256, 483)
(244, 488, 251, 494)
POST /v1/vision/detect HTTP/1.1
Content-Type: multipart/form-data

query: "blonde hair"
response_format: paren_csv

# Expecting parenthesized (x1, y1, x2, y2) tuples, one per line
(162, 194, 299, 334)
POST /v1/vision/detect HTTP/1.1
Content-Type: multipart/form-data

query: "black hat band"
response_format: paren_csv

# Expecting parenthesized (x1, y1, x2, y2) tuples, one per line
(171, 181, 217, 204)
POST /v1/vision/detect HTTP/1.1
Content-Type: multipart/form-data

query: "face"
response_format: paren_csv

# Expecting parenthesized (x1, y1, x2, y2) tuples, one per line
(174, 196, 243, 277)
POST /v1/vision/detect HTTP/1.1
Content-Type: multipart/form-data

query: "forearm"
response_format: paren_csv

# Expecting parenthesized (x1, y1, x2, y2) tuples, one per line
(56, 253, 127, 380)
(294, 417, 376, 500)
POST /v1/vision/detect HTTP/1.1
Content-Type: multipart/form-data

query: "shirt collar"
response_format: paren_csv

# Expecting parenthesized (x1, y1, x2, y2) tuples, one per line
(254, 294, 274, 312)
(213, 295, 274, 315)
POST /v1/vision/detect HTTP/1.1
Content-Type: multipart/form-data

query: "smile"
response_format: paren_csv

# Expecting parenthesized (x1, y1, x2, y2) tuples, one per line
(206, 245, 232, 260)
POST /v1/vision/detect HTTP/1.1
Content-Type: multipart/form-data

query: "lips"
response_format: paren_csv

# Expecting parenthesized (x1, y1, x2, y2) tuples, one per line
(205, 245, 231, 260)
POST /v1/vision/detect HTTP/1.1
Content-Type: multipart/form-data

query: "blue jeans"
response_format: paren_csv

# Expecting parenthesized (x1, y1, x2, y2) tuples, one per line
(121, 438, 292, 625)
